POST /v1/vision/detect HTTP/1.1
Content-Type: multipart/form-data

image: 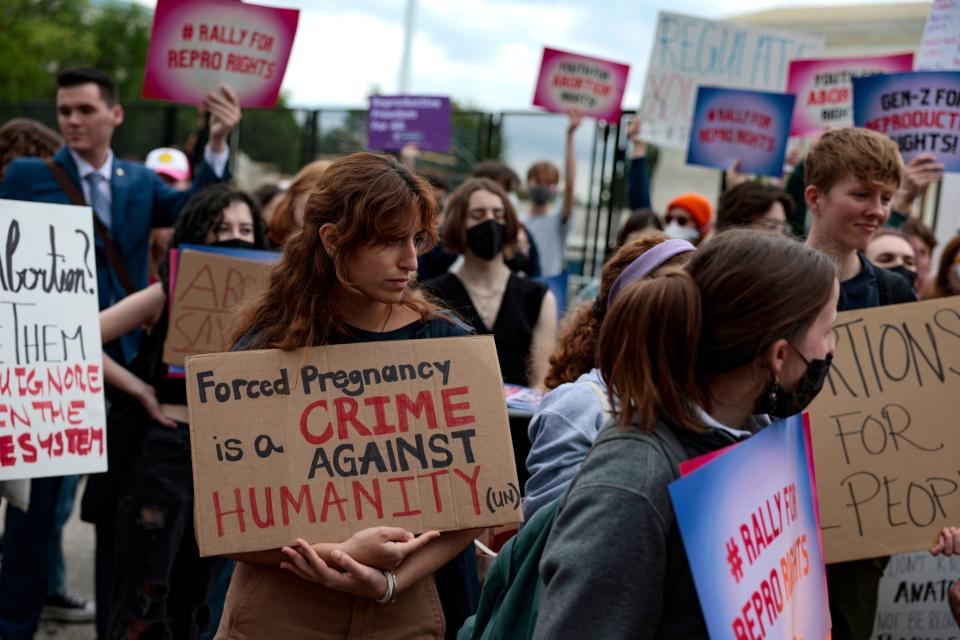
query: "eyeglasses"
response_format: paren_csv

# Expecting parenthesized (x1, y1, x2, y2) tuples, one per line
(664, 214, 692, 226)
(759, 218, 789, 234)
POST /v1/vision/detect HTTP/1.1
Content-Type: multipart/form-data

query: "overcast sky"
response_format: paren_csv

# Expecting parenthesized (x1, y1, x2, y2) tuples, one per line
(134, 0, 923, 110)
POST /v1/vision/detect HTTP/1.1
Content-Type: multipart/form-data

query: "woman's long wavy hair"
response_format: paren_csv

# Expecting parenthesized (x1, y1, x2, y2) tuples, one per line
(544, 233, 689, 389)
(231, 152, 443, 349)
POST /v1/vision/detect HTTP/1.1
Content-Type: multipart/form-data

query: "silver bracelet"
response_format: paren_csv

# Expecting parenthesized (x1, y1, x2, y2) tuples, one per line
(376, 569, 397, 605)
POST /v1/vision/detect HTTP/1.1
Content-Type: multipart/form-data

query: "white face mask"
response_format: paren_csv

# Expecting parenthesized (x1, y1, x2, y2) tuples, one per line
(665, 221, 700, 243)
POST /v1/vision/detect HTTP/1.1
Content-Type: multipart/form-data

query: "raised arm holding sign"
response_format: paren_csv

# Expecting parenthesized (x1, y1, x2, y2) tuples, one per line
(142, 0, 299, 107)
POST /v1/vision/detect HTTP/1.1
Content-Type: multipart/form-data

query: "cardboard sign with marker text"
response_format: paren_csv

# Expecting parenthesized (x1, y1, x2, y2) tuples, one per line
(186, 335, 521, 556)
(163, 250, 272, 366)
(806, 297, 960, 564)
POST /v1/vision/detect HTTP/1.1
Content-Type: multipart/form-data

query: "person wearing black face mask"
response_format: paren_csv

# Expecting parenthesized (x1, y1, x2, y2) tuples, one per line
(866, 228, 920, 293)
(534, 231, 839, 639)
(424, 178, 557, 391)
(82, 184, 271, 638)
(757, 343, 834, 418)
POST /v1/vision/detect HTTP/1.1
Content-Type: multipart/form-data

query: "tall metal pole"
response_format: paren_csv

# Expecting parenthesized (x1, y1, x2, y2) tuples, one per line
(397, 0, 418, 93)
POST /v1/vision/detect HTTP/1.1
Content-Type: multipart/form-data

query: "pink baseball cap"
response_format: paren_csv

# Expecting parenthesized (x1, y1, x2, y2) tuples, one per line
(145, 147, 191, 182)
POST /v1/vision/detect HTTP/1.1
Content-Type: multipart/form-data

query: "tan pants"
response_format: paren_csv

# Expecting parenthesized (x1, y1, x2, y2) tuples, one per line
(215, 561, 445, 640)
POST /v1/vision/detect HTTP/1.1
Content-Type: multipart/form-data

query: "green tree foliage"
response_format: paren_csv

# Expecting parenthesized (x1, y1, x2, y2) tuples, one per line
(0, 0, 151, 101)
(0, 0, 304, 171)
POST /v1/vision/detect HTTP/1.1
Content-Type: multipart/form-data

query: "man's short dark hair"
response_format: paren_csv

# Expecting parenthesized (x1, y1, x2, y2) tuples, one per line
(57, 68, 117, 105)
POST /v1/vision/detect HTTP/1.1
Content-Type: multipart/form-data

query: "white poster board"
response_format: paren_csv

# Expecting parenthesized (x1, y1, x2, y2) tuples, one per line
(916, 0, 960, 71)
(639, 11, 824, 149)
(872, 551, 960, 639)
(0, 199, 106, 480)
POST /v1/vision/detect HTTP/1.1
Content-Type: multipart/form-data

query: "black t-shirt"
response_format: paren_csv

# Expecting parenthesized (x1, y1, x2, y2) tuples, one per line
(839, 253, 881, 312)
(424, 272, 548, 386)
(839, 252, 917, 312)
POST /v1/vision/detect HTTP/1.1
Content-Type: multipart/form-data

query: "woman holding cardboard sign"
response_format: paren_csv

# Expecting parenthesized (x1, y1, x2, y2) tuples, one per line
(93, 184, 270, 639)
(222, 152, 482, 639)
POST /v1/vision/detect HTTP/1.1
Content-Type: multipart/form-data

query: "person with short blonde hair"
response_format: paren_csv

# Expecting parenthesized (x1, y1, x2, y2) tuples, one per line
(805, 128, 912, 307)
(804, 127, 916, 639)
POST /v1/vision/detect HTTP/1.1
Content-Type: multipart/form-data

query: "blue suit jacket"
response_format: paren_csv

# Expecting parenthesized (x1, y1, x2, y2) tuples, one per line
(0, 146, 229, 360)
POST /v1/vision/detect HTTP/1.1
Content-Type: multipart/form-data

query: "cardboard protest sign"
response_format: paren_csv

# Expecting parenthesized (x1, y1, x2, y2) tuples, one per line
(367, 96, 452, 152)
(142, 0, 299, 107)
(0, 200, 106, 480)
(531, 47, 630, 122)
(787, 53, 915, 136)
(871, 551, 960, 639)
(916, 0, 960, 71)
(163, 249, 273, 366)
(669, 414, 831, 639)
(186, 335, 520, 556)
(806, 297, 960, 564)
(853, 71, 960, 172)
(639, 11, 823, 149)
(686, 87, 795, 177)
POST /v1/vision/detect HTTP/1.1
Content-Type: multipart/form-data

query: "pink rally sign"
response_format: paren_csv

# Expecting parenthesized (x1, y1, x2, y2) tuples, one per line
(786, 53, 914, 136)
(532, 47, 630, 122)
(142, 0, 299, 108)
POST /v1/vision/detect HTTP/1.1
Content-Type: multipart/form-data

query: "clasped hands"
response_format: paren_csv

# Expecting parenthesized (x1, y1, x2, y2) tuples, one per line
(280, 526, 440, 601)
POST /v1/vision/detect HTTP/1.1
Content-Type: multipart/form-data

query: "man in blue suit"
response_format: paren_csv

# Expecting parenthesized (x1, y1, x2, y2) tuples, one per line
(0, 68, 241, 640)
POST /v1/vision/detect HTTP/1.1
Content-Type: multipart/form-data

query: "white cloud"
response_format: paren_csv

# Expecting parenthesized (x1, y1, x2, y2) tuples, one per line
(282, 11, 405, 106)
(134, 0, 924, 110)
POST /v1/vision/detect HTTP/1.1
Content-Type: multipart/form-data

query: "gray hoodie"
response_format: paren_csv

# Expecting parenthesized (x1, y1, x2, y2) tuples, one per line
(534, 419, 751, 639)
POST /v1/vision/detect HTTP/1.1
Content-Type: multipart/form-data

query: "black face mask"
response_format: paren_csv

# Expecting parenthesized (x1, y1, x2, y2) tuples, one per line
(886, 265, 918, 290)
(528, 185, 556, 206)
(211, 238, 257, 250)
(757, 346, 833, 418)
(466, 219, 505, 261)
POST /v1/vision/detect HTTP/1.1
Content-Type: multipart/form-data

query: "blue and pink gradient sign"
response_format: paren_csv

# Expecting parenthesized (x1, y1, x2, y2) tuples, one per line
(686, 87, 796, 177)
(532, 47, 630, 122)
(142, 0, 299, 107)
(787, 53, 915, 136)
(853, 71, 960, 171)
(669, 414, 831, 640)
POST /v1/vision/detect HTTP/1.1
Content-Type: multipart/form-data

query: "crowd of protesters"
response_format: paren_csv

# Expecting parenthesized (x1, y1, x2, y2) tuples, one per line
(0, 65, 959, 640)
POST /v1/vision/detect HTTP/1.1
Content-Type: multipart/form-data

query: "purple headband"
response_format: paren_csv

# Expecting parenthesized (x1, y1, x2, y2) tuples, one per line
(606, 239, 696, 309)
